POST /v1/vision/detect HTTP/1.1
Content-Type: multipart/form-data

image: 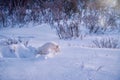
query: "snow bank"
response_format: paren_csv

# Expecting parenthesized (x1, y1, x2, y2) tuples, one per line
(0, 43, 36, 58)
(0, 47, 120, 80)
(0, 23, 119, 80)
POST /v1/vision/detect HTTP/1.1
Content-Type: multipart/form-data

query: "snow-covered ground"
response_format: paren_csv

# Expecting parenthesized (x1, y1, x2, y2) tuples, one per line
(0, 24, 120, 80)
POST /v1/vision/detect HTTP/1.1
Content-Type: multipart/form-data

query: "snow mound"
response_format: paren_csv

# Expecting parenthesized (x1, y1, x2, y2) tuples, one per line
(0, 43, 36, 58)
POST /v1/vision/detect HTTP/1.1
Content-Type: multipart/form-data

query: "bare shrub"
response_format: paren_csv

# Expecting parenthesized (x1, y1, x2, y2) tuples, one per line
(93, 37, 120, 49)
(81, 9, 106, 34)
(55, 19, 80, 39)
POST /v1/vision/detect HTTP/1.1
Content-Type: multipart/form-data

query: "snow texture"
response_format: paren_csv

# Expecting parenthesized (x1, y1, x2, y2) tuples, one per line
(0, 24, 120, 80)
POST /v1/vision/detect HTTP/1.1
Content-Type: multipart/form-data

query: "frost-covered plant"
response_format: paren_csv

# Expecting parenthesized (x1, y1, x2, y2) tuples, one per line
(54, 18, 80, 39)
(93, 37, 120, 49)
(80, 7, 120, 34)
(54, 8, 120, 39)
(0, 37, 29, 47)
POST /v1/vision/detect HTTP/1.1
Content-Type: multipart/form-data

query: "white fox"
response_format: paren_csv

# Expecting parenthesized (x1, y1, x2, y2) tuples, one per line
(36, 42, 60, 59)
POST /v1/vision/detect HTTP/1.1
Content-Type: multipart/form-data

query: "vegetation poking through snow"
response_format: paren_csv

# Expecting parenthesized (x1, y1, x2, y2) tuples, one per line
(93, 37, 120, 49)
(53, 8, 120, 39)
(54, 19, 79, 39)
(0, 1, 120, 37)
(0, 37, 29, 47)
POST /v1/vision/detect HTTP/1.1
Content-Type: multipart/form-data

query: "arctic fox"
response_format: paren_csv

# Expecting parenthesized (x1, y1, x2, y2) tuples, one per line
(36, 42, 60, 59)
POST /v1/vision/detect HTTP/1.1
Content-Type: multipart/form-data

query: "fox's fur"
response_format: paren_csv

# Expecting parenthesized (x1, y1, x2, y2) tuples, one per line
(36, 42, 60, 58)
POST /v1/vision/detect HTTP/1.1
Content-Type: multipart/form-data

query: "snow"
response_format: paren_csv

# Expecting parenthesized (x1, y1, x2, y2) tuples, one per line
(0, 24, 120, 80)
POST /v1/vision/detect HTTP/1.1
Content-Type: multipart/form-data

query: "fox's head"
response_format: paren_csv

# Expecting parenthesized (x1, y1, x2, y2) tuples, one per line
(55, 45, 60, 53)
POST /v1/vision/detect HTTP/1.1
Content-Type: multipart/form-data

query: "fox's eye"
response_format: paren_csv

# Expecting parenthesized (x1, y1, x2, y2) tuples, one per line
(56, 45, 58, 48)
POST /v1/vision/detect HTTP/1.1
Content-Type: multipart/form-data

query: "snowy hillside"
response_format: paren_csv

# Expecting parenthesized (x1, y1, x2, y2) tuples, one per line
(0, 24, 120, 80)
